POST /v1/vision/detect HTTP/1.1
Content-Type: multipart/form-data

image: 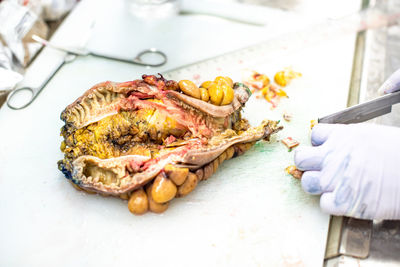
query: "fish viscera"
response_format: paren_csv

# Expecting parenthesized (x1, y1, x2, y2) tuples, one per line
(58, 74, 282, 215)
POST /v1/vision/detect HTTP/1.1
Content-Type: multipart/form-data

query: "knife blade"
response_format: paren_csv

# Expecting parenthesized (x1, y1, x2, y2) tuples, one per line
(318, 90, 400, 124)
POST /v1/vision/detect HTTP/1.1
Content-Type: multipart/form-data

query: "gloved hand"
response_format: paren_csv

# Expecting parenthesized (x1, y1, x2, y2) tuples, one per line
(378, 68, 400, 94)
(294, 123, 400, 220)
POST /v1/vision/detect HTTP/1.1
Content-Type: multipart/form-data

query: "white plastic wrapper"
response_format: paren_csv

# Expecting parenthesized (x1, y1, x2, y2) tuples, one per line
(0, 0, 47, 67)
(6, 0, 78, 20)
(0, 0, 77, 100)
(41, 0, 77, 21)
(0, 43, 23, 90)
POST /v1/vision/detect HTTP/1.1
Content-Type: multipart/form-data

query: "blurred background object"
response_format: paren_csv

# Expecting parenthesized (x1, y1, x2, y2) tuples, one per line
(0, 0, 78, 107)
(125, 0, 180, 19)
(0, 0, 372, 108)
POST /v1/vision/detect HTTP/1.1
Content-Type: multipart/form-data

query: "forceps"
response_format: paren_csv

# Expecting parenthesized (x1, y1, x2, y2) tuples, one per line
(7, 35, 168, 110)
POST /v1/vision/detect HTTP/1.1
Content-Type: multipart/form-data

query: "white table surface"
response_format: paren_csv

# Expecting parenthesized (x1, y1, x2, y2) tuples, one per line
(0, 0, 361, 266)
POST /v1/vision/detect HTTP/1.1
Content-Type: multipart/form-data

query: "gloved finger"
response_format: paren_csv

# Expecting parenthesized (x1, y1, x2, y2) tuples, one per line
(294, 146, 326, 171)
(319, 181, 354, 216)
(377, 68, 400, 95)
(336, 157, 374, 220)
(301, 171, 322, 195)
(319, 153, 350, 192)
(311, 123, 344, 146)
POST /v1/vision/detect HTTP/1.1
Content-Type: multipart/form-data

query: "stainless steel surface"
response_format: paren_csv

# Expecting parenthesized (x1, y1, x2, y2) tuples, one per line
(347, 0, 370, 107)
(318, 90, 400, 124)
(357, 0, 400, 264)
(361, 0, 400, 127)
(325, 216, 344, 259)
(347, 29, 367, 107)
(324, 0, 400, 266)
(325, 221, 400, 267)
(325, 217, 372, 260)
(339, 217, 372, 259)
(369, 221, 400, 262)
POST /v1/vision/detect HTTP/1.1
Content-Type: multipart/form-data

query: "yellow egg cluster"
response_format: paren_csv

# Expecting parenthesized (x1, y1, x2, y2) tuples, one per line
(274, 68, 302, 87)
(178, 76, 235, 106)
(124, 143, 252, 215)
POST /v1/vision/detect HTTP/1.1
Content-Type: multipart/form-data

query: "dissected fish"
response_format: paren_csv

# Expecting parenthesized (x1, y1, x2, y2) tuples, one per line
(58, 74, 282, 215)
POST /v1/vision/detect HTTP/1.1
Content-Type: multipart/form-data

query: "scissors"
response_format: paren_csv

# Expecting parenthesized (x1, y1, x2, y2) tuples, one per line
(7, 35, 168, 110)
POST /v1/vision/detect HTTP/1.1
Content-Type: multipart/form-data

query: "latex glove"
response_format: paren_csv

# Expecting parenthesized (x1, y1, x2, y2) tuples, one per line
(378, 68, 400, 94)
(294, 123, 400, 220)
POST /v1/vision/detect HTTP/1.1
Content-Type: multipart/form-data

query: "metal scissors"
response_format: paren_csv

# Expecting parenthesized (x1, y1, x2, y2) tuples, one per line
(7, 35, 168, 110)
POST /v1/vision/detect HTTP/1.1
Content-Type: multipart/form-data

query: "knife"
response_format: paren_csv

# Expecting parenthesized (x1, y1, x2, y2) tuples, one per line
(318, 90, 400, 124)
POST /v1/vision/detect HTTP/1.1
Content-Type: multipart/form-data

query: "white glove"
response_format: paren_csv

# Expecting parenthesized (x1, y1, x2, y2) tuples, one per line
(294, 123, 400, 220)
(378, 68, 400, 94)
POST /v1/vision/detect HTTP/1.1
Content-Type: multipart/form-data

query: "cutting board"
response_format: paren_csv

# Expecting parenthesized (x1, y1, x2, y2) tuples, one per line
(0, 0, 361, 266)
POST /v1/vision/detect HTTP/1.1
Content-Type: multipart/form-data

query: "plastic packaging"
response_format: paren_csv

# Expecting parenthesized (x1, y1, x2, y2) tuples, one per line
(0, 0, 77, 105)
